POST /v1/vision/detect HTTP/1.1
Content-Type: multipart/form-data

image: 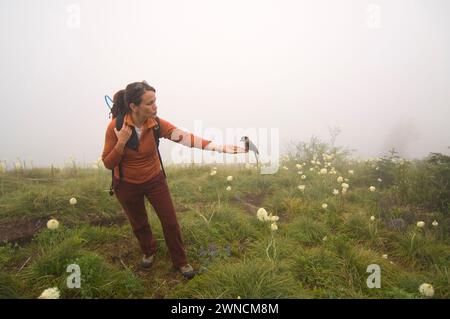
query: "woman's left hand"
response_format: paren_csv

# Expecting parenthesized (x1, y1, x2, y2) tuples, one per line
(221, 145, 248, 154)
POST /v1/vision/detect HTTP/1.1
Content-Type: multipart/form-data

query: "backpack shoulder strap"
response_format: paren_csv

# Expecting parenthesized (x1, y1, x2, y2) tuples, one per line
(153, 116, 161, 146)
(153, 117, 166, 178)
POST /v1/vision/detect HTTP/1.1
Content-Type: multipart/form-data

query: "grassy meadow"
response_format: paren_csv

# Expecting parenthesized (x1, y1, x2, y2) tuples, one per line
(0, 140, 449, 299)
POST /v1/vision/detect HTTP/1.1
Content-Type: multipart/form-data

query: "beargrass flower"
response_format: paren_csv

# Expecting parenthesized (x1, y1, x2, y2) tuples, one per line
(418, 283, 434, 297)
(432, 220, 438, 227)
(47, 219, 59, 230)
(369, 186, 376, 192)
(298, 185, 306, 191)
(69, 197, 77, 205)
(38, 287, 60, 299)
(270, 215, 279, 222)
(227, 176, 233, 182)
(257, 208, 269, 222)
(417, 221, 425, 228)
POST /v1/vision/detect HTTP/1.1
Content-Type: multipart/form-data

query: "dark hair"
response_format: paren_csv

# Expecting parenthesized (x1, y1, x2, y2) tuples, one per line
(110, 81, 156, 118)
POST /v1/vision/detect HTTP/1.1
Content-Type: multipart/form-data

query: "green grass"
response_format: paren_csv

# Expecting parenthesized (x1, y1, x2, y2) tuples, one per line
(0, 147, 449, 299)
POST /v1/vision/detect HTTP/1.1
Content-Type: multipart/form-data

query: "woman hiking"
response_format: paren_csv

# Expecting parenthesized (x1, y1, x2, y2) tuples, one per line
(102, 81, 247, 279)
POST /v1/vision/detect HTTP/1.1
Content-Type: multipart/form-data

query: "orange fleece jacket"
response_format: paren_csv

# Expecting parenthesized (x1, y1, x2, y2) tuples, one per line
(102, 113, 212, 184)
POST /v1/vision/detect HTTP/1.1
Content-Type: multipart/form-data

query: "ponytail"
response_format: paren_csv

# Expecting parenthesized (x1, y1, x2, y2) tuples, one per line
(110, 89, 129, 119)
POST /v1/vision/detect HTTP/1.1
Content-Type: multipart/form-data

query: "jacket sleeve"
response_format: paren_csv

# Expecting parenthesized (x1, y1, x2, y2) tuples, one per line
(101, 119, 124, 169)
(158, 117, 212, 149)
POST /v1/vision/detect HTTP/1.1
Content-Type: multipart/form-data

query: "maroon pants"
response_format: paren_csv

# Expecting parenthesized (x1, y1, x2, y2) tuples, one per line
(113, 171, 187, 268)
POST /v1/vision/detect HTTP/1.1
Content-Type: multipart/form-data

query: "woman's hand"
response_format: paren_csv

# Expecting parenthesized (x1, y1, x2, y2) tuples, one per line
(113, 121, 132, 145)
(205, 142, 248, 154)
(221, 144, 248, 154)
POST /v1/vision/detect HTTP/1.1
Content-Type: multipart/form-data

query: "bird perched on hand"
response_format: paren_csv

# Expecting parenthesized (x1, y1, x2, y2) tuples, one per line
(240, 136, 259, 166)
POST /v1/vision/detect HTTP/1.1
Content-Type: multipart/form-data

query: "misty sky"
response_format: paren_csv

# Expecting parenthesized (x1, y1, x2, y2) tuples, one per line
(1, 0, 449, 168)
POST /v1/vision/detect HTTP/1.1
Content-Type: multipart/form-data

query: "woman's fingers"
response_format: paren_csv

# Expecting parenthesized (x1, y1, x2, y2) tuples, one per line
(222, 145, 247, 154)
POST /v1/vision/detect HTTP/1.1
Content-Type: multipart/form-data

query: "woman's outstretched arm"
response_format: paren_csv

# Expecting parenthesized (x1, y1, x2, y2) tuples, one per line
(159, 118, 247, 154)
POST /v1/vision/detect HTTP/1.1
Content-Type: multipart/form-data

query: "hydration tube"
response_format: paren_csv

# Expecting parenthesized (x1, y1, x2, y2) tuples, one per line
(104, 95, 113, 110)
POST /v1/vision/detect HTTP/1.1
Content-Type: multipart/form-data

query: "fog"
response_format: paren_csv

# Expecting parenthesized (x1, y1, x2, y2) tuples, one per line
(1, 0, 449, 168)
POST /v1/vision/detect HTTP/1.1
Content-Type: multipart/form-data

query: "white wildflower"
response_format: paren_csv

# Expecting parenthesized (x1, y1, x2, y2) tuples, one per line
(377, 178, 382, 182)
(341, 183, 349, 189)
(69, 197, 77, 205)
(416, 221, 425, 228)
(370, 216, 375, 222)
(269, 215, 279, 222)
(227, 175, 233, 182)
(38, 287, 60, 299)
(322, 203, 328, 209)
(257, 208, 269, 222)
(337, 176, 344, 183)
(332, 189, 339, 195)
(297, 185, 306, 192)
(301, 175, 306, 180)
(432, 220, 438, 227)
(210, 170, 217, 176)
(382, 254, 388, 259)
(320, 168, 327, 175)
(270, 223, 278, 231)
(348, 170, 354, 175)
(226, 186, 232, 191)
(369, 186, 376, 192)
(46, 219, 59, 230)
(418, 283, 434, 297)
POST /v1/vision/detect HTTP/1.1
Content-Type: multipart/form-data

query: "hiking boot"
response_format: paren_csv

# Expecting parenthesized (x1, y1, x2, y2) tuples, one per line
(179, 264, 196, 279)
(140, 254, 155, 268)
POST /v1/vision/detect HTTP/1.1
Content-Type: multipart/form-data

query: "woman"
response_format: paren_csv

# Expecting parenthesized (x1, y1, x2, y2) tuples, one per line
(102, 81, 247, 279)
